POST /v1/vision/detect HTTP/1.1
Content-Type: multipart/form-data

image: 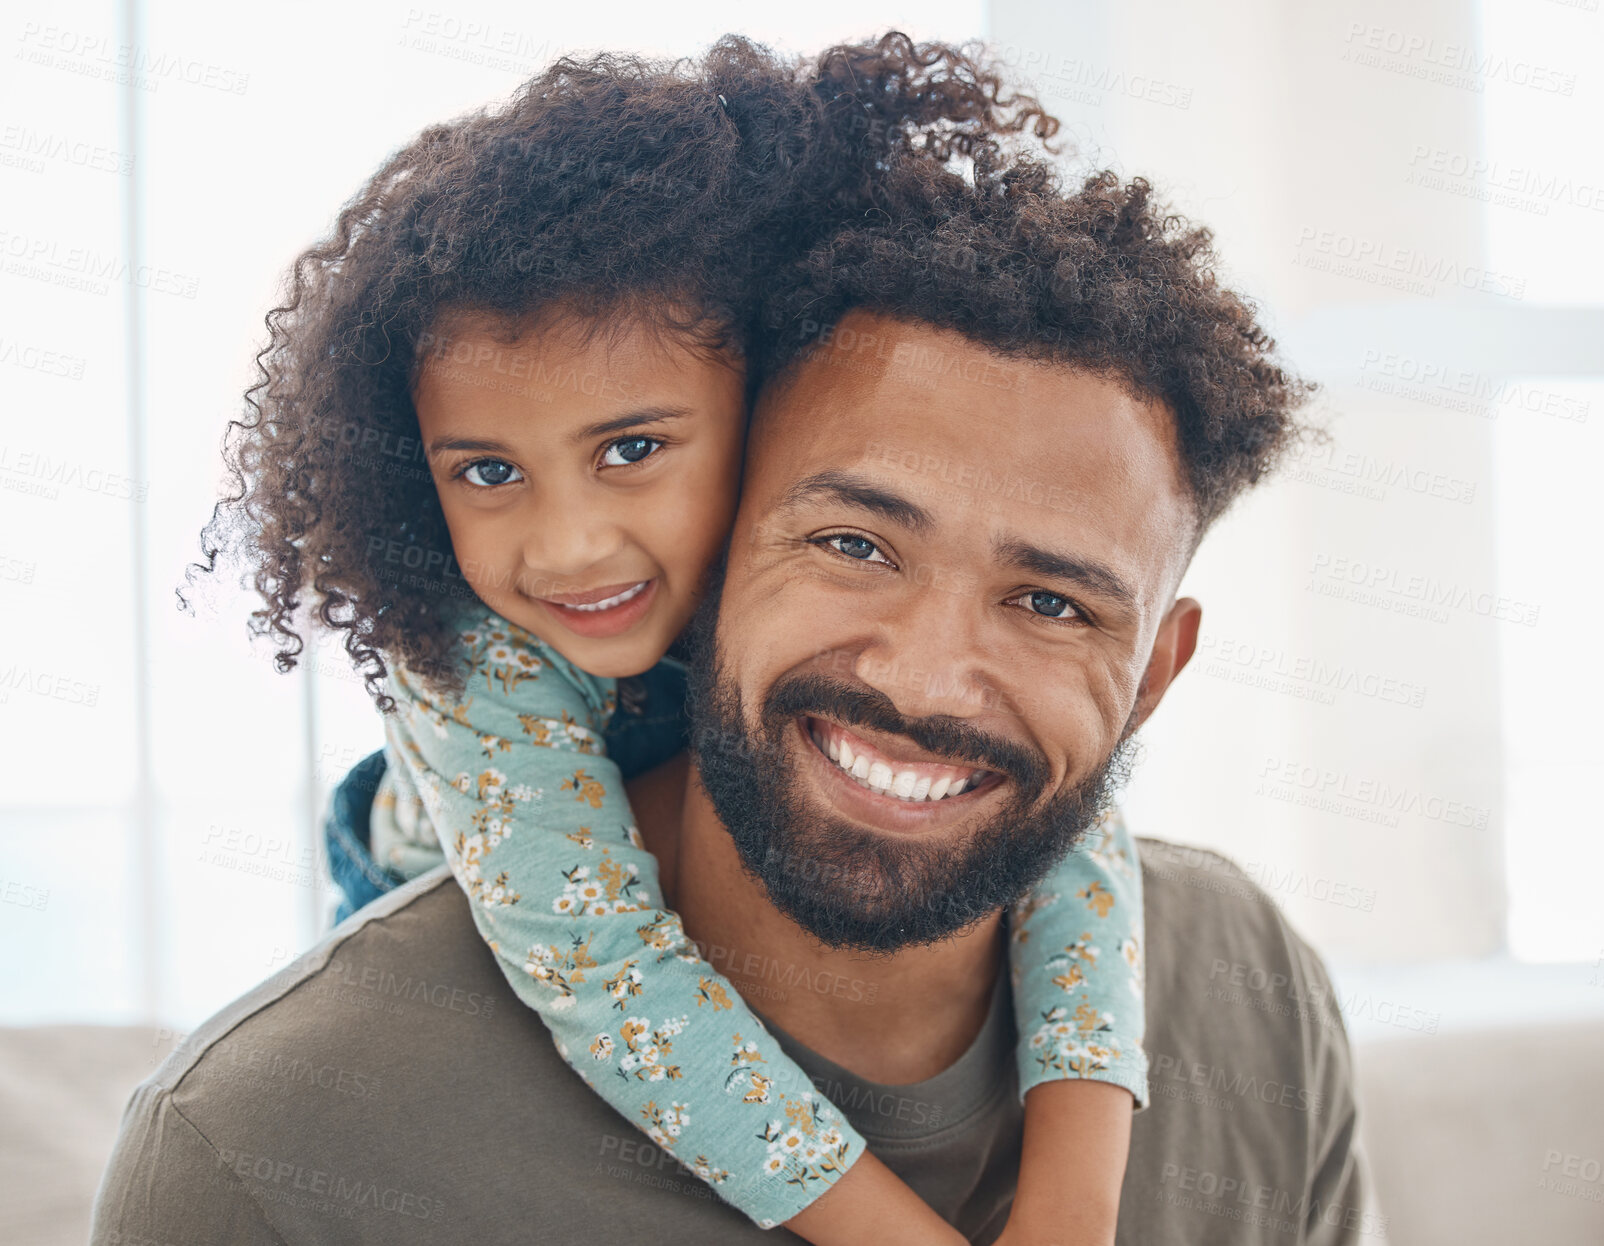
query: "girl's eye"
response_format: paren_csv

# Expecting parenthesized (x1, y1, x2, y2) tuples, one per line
(818, 534, 892, 565)
(600, 436, 663, 468)
(1008, 589, 1083, 622)
(461, 458, 522, 488)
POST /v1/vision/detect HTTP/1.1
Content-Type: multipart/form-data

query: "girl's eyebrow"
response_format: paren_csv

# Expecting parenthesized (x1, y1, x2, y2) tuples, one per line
(427, 436, 512, 456)
(426, 406, 692, 457)
(574, 406, 692, 442)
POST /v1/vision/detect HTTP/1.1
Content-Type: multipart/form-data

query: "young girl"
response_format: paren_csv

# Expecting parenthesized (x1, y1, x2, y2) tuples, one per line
(203, 34, 1147, 1244)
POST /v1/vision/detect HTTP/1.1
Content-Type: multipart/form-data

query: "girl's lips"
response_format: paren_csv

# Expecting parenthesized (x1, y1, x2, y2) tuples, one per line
(534, 577, 658, 639)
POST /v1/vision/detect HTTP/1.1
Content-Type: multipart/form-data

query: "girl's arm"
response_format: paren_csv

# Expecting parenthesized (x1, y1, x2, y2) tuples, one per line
(996, 1081, 1132, 1246)
(1001, 808, 1148, 1244)
(385, 611, 960, 1243)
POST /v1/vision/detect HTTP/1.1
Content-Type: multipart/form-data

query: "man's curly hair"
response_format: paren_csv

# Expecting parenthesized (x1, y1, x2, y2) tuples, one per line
(189, 33, 1059, 704)
(759, 154, 1315, 535)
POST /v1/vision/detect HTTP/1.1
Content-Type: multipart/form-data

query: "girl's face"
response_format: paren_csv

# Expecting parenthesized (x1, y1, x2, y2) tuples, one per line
(413, 308, 746, 678)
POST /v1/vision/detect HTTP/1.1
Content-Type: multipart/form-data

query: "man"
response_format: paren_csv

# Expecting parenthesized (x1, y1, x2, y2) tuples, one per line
(92, 156, 1382, 1244)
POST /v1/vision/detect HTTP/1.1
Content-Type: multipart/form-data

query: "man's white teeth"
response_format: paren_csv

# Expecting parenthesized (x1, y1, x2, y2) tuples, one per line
(813, 726, 982, 802)
(564, 582, 647, 612)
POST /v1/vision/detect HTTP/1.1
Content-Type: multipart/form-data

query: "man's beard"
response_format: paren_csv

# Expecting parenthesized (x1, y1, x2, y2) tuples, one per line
(684, 584, 1140, 953)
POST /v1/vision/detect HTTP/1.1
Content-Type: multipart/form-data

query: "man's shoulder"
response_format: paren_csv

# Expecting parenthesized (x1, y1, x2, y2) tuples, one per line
(1136, 835, 1281, 937)
(94, 869, 580, 1243)
(1136, 834, 1263, 898)
(1135, 834, 1342, 1019)
(93, 869, 762, 1244)
(147, 868, 500, 1105)
(1124, 837, 1378, 1245)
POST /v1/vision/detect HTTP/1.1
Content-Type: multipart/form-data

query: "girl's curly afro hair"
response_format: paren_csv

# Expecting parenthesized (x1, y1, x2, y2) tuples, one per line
(189, 33, 1060, 704)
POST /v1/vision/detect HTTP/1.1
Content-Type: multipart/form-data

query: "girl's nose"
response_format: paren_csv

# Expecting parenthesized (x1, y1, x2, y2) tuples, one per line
(517, 506, 625, 595)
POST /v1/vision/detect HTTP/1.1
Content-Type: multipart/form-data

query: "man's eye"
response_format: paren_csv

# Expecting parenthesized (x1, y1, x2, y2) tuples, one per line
(819, 534, 891, 564)
(460, 458, 522, 487)
(1009, 589, 1081, 621)
(600, 437, 663, 468)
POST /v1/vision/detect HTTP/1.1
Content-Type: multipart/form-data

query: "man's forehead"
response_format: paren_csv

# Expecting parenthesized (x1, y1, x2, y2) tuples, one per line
(750, 311, 1194, 594)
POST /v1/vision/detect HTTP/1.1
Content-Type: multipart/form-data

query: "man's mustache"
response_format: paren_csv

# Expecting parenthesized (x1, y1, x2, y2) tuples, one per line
(763, 670, 1050, 793)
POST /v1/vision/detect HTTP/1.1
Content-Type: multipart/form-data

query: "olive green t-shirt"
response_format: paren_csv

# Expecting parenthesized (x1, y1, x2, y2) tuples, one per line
(90, 840, 1386, 1244)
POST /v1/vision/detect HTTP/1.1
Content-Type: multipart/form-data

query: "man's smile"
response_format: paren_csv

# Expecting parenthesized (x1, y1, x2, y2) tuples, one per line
(805, 716, 993, 799)
(797, 715, 1005, 832)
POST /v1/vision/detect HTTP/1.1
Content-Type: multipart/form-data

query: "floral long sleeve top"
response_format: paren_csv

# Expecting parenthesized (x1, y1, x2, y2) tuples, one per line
(372, 606, 1147, 1228)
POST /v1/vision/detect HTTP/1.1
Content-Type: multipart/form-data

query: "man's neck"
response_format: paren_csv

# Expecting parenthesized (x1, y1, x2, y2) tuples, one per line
(628, 755, 1004, 1084)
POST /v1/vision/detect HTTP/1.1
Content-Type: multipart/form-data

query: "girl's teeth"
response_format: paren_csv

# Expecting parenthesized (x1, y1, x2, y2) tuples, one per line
(566, 582, 646, 612)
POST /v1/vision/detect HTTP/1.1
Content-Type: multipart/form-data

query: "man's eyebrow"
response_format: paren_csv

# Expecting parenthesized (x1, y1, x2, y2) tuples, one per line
(994, 538, 1138, 611)
(575, 406, 692, 442)
(778, 471, 935, 533)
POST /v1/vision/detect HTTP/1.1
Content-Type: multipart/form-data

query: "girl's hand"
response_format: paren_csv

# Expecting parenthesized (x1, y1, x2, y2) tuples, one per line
(784, 1151, 967, 1246)
(1000, 1079, 1132, 1246)
(990, 1222, 1113, 1246)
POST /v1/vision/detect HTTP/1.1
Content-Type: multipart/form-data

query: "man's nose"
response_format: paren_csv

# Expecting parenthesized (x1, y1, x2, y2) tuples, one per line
(851, 587, 996, 722)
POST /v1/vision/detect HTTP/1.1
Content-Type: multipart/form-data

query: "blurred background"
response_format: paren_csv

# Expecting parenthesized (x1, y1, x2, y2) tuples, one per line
(2, 0, 1601, 1242)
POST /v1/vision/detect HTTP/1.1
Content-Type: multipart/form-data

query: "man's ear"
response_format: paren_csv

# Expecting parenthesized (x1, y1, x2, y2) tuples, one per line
(1130, 597, 1202, 731)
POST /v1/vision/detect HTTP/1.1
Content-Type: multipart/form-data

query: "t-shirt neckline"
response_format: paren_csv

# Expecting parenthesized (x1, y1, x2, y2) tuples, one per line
(755, 972, 1013, 1144)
